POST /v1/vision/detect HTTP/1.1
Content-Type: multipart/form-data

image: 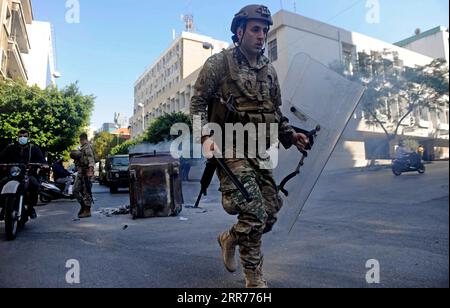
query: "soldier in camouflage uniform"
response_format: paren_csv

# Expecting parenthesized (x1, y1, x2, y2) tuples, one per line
(190, 5, 309, 288)
(72, 133, 95, 219)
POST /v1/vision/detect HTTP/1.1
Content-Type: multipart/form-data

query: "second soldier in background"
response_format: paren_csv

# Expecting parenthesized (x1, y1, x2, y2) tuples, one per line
(72, 133, 95, 219)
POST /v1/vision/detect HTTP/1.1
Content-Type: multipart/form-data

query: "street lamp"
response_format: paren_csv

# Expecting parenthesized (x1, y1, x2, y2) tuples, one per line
(138, 103, 145, 133)
(51, 72, 61, 87)
(202, 42, 214, 57)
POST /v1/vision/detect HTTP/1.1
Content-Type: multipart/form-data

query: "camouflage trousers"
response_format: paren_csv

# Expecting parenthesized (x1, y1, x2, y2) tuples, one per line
(73, 174, 93, 209)
(218, 158, 283, 270)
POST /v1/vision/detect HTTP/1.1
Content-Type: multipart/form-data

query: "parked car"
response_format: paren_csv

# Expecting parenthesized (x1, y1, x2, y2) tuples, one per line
(104, 155, 130, 193)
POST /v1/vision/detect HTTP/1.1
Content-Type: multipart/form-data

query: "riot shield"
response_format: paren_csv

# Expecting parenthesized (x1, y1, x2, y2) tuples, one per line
(273, 53, 365, 234)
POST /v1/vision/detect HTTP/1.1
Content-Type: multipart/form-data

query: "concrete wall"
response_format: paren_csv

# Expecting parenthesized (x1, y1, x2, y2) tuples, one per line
(182, 34, 228, 79)
(351, 32, 434, 67)
(182, 39, 212, 79)
(270, 10, 343, 83)
(399, 27, 449, 64)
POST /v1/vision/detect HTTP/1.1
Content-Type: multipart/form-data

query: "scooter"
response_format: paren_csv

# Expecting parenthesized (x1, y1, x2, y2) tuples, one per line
(0, 163, 44, 240)
(39, 174, 76, 204)
(392, 153, 426, 176)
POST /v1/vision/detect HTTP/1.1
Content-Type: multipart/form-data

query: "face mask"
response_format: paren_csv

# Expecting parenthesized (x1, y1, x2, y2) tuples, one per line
(18, 137, 28, 146)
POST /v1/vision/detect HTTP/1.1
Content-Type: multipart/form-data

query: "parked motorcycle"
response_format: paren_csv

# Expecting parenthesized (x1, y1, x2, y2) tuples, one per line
(392, 153, 426, 176)
(0, 163, 44, 240)
(39, 173, 76, 204)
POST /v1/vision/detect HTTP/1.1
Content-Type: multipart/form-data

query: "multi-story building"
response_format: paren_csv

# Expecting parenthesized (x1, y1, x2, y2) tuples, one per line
(0, 0, 32, 82)
(267, 10, 449, 169)
(131, 31, 229, 137)
(0, 0, 57, 88)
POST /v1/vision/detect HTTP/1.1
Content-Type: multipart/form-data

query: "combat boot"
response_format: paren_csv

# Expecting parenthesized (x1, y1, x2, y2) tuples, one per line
(77, 206, 85, 217)
(78, 207, 91, 219)
(28, 207, 37, 219)
(217, 231, 238, 273)
(244, 260, 268, 288)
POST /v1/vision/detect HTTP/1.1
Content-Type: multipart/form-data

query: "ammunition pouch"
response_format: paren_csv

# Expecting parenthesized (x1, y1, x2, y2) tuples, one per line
(207, 48, 282, 152)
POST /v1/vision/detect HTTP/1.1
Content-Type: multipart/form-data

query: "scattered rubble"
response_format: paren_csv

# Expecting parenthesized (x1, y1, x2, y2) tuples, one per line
(100, 205, 131, 217)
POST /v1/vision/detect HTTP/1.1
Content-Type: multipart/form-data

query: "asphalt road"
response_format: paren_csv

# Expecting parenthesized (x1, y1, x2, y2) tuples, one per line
(0, 162, 448, 288)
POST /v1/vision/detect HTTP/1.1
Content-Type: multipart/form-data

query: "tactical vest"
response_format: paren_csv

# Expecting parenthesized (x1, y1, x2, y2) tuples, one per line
(209, 49, 280, 128)
(80, 143, 94, 170)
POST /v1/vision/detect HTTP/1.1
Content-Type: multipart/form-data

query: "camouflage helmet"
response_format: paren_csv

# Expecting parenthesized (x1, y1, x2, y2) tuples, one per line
(231, 4, 273, 35)
(70, 150, 82, 161)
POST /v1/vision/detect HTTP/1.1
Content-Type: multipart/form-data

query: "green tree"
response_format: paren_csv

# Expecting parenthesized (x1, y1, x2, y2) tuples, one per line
(144, 112, 192, 144)
(110, 137, 143, 155)
(0, 80, 94, 159)
(93, 132, 114, 161)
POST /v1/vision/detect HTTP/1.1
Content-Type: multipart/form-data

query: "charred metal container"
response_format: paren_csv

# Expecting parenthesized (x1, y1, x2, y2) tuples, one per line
(129, 151, 183, 219)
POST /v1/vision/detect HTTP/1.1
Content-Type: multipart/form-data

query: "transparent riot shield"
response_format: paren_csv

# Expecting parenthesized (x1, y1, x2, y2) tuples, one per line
(273, 53, 365, 234)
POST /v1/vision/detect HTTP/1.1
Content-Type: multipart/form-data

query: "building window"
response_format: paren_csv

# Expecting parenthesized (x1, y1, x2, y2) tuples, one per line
(0, 49, 7, 76)
(4, 5, 12, 34)
(268, 39, 278, 62)
(437, 109, 449, 124)
(343, 50, 353, 72)
(342, 43, 356, 75)
(419, 108, 430, 121)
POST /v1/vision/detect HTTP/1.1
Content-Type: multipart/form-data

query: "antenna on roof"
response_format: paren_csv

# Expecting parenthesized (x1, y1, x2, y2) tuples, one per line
(180, 0, 194, 33)
(181, 14, 194, 32)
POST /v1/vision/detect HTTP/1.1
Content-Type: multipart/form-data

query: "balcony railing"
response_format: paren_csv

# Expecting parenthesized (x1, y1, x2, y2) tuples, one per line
(11, 1, 30, 53)
(19, 0, 33, 24)
(7, 39, 28, 81)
